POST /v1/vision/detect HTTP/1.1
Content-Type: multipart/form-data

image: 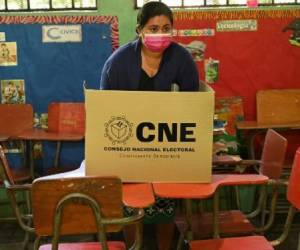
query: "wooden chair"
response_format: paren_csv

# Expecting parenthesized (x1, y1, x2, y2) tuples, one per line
(175, 129, 287, 245)
(0, 145, 33, 249)
(0, 104, 33, 181)
(0, 104, 34, 249)
(31, 176, 144, 250)
(230, 128, 288, 231)
(0, 104, 33, 137)
(0, 145, 31, 185)
(189, 146, 300, 250)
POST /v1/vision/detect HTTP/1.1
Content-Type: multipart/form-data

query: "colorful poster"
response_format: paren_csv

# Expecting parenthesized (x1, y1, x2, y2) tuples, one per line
(214, 96, 244, 155)
(0, 42, 17, 66)
(215, 96, 244, 136)
(205, 58, 219, 83)
(1, 79, 25, 104)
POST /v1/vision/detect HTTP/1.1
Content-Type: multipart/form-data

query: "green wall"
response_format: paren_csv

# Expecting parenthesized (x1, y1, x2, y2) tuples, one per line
(0, 0, 138, 46)
(99, 0, 138, 45)
(2, 0, 298, 46)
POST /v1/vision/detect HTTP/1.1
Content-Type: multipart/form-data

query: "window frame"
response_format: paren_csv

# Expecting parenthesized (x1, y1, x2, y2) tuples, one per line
(0, 0, 98, 12)
(135, 0, 300, 9)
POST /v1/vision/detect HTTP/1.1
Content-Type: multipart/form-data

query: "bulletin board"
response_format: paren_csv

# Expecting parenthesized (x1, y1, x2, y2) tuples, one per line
(0, 16, 119, 110)
(173, 9, 300, 121)
(173, 9, 300, 159)
(0, 16, 119, 172)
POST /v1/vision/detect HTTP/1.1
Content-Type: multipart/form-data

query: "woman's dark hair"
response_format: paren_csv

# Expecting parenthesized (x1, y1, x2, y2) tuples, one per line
(137, 2, 173, 29)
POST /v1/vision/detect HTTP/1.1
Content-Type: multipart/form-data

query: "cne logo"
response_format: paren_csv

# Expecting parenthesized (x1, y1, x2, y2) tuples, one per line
(104, 116, 133, 144)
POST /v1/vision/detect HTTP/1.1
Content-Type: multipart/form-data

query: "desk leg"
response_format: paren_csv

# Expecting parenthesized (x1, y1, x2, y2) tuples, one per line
(29, 141, 34, 179)
(213, 189, 220, 239)
(54, 141, 61, 168)
(260, 185, 267, 230)
(19, 140, 26, 168)
(238, 129, 263, 159)
(17, 140, 34, 179)
(184, 199, 194, 241)
(248, 130, 266, 159)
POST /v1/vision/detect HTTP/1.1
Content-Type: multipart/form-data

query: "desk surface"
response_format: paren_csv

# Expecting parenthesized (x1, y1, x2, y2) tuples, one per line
(36, 162, 268, 205)
(153, 174, 268, 199)
(236, 121, 300, 130)
(36, 161, 155, 208)
(17, 128, 84, 141)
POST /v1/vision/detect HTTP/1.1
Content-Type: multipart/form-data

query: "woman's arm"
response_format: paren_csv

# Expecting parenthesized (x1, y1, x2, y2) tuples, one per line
(176, 49, 200, 91)
(100, 60, 112, 90)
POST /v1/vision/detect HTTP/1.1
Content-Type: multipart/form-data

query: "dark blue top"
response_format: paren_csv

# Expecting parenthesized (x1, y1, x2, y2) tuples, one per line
(100, 39, 199, 91)
(139, 69, 155, 91)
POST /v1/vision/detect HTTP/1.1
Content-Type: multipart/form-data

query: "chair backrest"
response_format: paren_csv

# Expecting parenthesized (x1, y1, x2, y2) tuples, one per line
(260, 129, 287, 179)
(31, 176, 123, 237)
(0, 145, 15, 185)
(257, 88, 300, 125)
(47, 102, 85, 134)
(287, 147, 300, 210)
(0, 104, 33, 136)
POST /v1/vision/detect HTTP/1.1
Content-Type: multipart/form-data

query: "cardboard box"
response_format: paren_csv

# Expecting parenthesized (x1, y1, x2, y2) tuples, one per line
(85, 85, 214, 183)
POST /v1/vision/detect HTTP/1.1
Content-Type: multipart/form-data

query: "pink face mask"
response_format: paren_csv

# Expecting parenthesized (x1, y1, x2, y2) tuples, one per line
(143, 33, 172, 53)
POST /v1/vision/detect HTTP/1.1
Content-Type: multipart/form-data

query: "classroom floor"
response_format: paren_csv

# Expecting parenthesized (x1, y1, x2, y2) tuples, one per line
(0, 222, 159, 250)
(0, 214, 299, 250)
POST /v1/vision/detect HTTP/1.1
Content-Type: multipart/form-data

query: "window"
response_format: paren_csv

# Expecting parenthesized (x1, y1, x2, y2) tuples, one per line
(0, 0, 97, 11)
(136, 0, 299, 8)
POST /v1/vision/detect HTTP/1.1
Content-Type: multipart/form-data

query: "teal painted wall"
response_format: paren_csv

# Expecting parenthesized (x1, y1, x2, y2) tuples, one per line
(99, 0, 138, 45)
(0, 0, 138, 46)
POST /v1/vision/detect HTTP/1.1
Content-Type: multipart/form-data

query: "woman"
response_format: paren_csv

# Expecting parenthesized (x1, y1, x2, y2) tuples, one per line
(100, 2, 200, 249)
(100, 2, 199, 91)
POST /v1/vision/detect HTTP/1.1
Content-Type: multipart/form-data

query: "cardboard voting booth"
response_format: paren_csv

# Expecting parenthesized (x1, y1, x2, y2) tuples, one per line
(85, 85, 214, 183)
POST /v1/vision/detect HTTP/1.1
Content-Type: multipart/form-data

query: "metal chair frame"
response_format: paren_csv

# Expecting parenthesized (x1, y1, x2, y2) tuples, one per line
(176, 129, 288, 249)
(189, 147, 300, 250)
(31, 176, 144, 250)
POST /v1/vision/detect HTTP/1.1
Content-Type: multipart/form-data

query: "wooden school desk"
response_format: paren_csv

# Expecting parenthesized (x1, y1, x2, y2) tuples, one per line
(17, 128, 84, 178)
(237, 89, 300, 158)
(153, 174, 268, 239)
(36, 161, 155, 208)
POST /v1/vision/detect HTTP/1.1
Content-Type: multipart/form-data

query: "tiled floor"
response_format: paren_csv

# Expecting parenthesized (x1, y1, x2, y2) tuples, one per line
(266, 218, 300, 250)
(0, 222, 159, 250)
(0, 215, 299, 250)
(0, 221, 26, 250)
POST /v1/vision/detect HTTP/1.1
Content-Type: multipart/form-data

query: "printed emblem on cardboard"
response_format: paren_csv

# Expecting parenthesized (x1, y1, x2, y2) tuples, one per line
(104, 116, 133, 144)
